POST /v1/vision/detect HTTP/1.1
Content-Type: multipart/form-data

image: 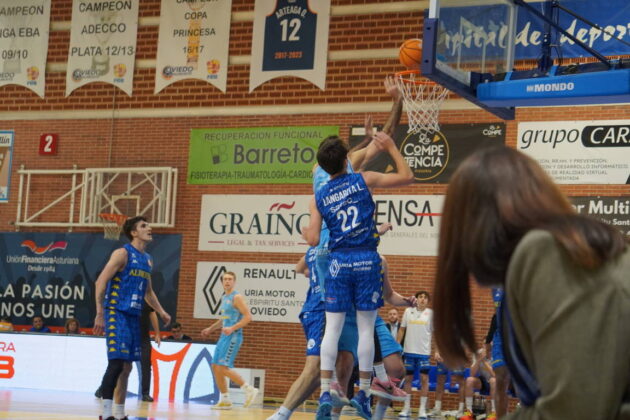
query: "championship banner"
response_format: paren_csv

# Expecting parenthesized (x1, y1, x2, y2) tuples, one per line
(65, 0, 139, 96)
(193, 262, 307, 323)
(0, 232, 181, 328)
(0, 1, 51, 98)
(249, 0, 330, 92)
(0, 130, 14, 202)
(571, 196, 630, 237)
(154, 0, 232, 94)
(350, 123, 505, 183)
(188, 126, 338, 184)
(517, 120, 630, 184)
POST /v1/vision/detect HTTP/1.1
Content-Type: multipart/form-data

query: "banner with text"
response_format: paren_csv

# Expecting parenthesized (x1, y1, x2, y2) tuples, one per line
(193, 261, 307, 323)
(571, 196, 630, 237)
(0, 1, 51, 97)
(155, 0, 232, 93)
(188, 126, 338, 184)
(249, 0, 330, 91)
(350, 123, 506, 183)
(0, 232, 181, 328)
(0, 130, 14, 202)
(517, 120, 630, 184)
(198, 194, 444, 256)
(66, 0, 139, 96)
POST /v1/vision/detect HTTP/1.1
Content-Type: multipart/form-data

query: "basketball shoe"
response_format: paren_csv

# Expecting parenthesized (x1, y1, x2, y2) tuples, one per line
(243, 385, 259, 408)
(350, 390, 372, 419)
(370, 377, 407, 401)
(212, 399, 233, 410)
(459, 410, 474, 420)
(316, 391, 333, 420)
(329, 381, 350, 408)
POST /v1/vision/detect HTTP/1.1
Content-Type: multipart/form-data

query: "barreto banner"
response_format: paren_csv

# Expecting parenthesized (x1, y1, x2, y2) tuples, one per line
(66, 0, 139, 96)
(154, 0, 232, 94)
(517, 120, 630, 184)
(0, 130, 14, 202)
(0, 0, 51, 98)
(249, 0, 331, 91)
(188, 126, 338, 184)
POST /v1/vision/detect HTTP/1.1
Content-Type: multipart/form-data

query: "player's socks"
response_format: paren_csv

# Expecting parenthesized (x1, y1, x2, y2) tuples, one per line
(373, 363, 388, 382)
(320, 377, 331, 395)
(373, 401, 389, 420)
(102, 399, 113, 419)
(359, 377, 371, 393)
(113, 403, 124, 419)
(465, 397, 473, 410)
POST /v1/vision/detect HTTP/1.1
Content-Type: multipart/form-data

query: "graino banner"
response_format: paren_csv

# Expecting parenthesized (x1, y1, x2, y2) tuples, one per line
(188, 126, 338, 184)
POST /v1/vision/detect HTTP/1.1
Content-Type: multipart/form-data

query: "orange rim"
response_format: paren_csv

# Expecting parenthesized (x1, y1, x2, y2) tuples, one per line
(394, 70, 436, 86)
(99, 213, 128, 225)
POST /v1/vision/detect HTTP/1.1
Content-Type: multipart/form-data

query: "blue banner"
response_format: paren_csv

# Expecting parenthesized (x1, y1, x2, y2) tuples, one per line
(0, 232, 181, 329)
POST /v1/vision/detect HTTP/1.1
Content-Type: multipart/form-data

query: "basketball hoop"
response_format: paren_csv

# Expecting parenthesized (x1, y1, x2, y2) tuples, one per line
(99, 213, 128, 241)
(394, 70, 448, 135)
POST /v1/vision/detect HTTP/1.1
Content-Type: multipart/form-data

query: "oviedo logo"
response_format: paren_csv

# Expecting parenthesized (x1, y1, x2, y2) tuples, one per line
(20, 240, 67, 255)
(400, 130, 449, 181)
(202, 265, 227, 315)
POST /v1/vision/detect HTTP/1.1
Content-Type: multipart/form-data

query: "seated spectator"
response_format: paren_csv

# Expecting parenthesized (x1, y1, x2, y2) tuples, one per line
(65, 317, 84, 335)
(164, 322, 192, 341)
(29, 315, 51, 333)
(0, 316, 13, 332)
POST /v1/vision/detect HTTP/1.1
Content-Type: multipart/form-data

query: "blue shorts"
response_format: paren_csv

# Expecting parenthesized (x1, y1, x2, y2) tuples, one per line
(375, 316, 402, 358)
(299, 310, 358, 361)
(213, 331, 243, 368)
(105, 309, 141, 361)
(403, 353, 431, 375)
(325, 250, 383, 312)
(491, 331, 505, 369)
(436, 362, 466, 377)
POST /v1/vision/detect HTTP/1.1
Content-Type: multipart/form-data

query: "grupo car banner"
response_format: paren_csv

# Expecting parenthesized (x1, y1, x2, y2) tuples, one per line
(517, 120, 630, 184)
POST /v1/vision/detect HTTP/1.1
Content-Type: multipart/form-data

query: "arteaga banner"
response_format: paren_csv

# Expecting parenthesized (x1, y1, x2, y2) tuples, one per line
(249, 0, 331, 92)
(517, 120, 630, 184)
(0, 130, 14, 202)
(0, 333, 264, 405)
(198, 194, 444, 256)
(571, 196, 630, 237)
(0, 232, 181, 328)
(66, 0, 139, 96)
(193, 261, 306, 323)
(350, 123, 505, 183)
(0, 0, 51, 98)
(154, 0, 232, 94)
(188, 126, 338, 185)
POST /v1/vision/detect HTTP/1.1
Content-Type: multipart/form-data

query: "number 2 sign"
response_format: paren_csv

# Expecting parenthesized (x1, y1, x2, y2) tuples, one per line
(39, 133, 59, 155)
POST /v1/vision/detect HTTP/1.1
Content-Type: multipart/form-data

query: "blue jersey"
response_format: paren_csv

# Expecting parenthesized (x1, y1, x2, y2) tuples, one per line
(315, 172, 378, 251)
(301, 247, 325, 314)
(492, 288, 504, 310)
(104, 243, 151, 316)
(313, 162, 353, 249)
(220, 290, 243, 333)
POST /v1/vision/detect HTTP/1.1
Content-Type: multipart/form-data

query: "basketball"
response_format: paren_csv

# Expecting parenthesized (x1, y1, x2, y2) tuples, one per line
(399, 38, 423, 69)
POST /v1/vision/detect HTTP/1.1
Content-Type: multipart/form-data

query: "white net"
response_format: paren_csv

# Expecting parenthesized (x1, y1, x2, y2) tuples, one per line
(395, 71, 448, 135)
(100, 214, 127, 241)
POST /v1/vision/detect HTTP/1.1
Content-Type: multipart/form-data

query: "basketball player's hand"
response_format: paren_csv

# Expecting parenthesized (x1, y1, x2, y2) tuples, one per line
(201, 327, 212, 338)
(373, 131, 396, 152)
(384, 75, 401, 100)
(364, 115, 374, 139)
(435, 351, 443, 363)
(377, 222, 393, 235)
(403, 295, 417, 307)
(93, 313, 104, 336)
(154, 333, 161, 347)
(159, 311, 171, 328)
(222, 326, 235, 336)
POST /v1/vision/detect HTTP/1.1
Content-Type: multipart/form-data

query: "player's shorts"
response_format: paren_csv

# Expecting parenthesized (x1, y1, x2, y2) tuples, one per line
(474, 374, 491, 395)
(403, 353, 431, 375)
(436, 362, 466, 377)
(299, 309, 358, 360)
(325, 249, 382, 312)
(491, 331, 505, 369)
(213, 330, 243, 368)
(375, 316, 402, 358)
(105, 308, 141, 361)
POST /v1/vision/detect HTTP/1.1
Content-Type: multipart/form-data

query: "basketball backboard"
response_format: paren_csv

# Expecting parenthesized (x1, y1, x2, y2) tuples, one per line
(422, 0, 630, 119)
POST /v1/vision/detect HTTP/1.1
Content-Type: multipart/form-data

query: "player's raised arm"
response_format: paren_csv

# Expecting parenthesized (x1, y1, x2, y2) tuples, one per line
(362, 131, 414, 188)
(301, 196, 322, 246)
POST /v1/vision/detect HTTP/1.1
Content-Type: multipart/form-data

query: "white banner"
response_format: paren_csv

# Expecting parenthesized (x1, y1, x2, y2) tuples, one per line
(249, 0, 330, 92)
(193, 261, 307, 323)
(154, 0, 232, 94)
(198, 194, 444, 256)
(0, 1, 50, 98)
(66, 0, 139, 96)
(517, 120, 630, 184)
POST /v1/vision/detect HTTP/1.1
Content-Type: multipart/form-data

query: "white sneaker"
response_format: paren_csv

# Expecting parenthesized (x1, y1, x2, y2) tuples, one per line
(418, 410, 429, 420)
(428, 407, 442, 417)
(243, 385, 259, 408)
(212, 399, 233, 410)
(399, 409, 411, 418)
(265, 412, 282, 420)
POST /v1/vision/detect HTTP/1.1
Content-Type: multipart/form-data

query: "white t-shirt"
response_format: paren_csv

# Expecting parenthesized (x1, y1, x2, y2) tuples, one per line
(401, 307, 433, 356)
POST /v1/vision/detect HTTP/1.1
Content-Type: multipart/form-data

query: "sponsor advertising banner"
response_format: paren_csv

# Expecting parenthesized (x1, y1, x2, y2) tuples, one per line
(0, 333, 265, 404)
(249, 0, 331, 91)
(193, 261, 306, 323)
(0, 232, 181, 328)
(0, 130, 14, 202)
(188, 126, 338, 184)
(350, 123, 505, 183)
(517, 120, 630, 184)
(198, 194, 444, 256)
(571, 196, 630, 237)
(66, 0, 139, 96)
(0, 0, 51, 98)
(154, 0, 232, 94)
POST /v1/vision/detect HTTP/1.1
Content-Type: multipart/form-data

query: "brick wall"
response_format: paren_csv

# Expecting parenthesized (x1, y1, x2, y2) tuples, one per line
(1, 0, 628, 406)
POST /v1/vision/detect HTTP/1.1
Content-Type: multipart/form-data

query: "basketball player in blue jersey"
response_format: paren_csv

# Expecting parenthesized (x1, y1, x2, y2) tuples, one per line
(490, 288, 511, 419)
(93, 216, 171, 420)
(303, 131, 413, 420)
(200, 271, 259, 410)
